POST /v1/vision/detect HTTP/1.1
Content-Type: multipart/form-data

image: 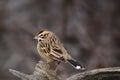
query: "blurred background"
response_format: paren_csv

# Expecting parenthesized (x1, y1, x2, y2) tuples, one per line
(0, 0, 120, 80)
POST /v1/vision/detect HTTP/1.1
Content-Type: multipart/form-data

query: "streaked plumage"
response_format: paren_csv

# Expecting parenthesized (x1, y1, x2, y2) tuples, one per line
(34, 29, 85, 72)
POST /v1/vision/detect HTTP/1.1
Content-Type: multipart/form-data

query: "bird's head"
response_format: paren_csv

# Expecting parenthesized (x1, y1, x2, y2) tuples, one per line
(34, 29, 53, 41)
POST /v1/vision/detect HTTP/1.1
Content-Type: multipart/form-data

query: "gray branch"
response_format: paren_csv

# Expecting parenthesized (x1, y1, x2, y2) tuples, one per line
(9, 69, 30, 80)
(9, 61, 60, 80)
(67, 67, 120, 80)
(9, 61, 120, 80)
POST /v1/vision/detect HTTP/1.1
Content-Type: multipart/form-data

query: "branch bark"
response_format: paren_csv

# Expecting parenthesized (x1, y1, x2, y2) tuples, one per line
(9, 61, 120, 80)
(67, 67, 120, 80)
(9, 61, 60, 80)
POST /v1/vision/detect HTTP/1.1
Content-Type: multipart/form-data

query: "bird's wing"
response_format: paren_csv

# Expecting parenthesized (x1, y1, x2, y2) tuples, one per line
(40, 41, 65, 61)
(50, 45, 66, 61)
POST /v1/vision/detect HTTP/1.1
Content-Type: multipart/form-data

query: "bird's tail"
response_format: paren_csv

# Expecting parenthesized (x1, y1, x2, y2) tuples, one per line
(67, 59, 85, 70)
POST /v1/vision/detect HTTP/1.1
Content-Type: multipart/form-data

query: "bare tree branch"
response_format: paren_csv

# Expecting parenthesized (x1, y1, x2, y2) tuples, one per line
(9, 61, 120, 80)
(67, 67, 120, 80)
(9, 61, 60, 80)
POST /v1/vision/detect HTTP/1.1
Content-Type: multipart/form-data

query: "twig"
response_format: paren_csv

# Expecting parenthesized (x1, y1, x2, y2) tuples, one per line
(9, 69, 31, 80)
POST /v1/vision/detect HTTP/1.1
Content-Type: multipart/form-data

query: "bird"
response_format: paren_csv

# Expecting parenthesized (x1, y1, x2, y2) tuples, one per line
(34, 29, 85, 72)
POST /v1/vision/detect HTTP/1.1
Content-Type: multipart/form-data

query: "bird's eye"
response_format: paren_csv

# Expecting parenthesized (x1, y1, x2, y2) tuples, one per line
(40, 34, 45, 38)
(40, 34, 43, 36)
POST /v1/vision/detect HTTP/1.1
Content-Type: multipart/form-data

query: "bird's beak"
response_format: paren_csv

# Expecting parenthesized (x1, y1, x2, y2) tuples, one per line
(34, 35, 38, 39)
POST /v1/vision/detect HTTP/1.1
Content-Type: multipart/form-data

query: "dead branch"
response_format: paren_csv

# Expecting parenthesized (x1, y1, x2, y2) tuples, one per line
(9, 61, 120, 80)
(67, 67, 120, 80)
(9, 61, 60, 80)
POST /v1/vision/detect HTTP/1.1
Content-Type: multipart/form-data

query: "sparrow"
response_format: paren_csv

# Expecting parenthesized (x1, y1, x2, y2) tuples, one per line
(34, 29, 85, 72)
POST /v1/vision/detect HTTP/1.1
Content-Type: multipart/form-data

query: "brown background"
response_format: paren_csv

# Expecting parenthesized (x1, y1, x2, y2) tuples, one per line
(0, 0, 120, 80)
